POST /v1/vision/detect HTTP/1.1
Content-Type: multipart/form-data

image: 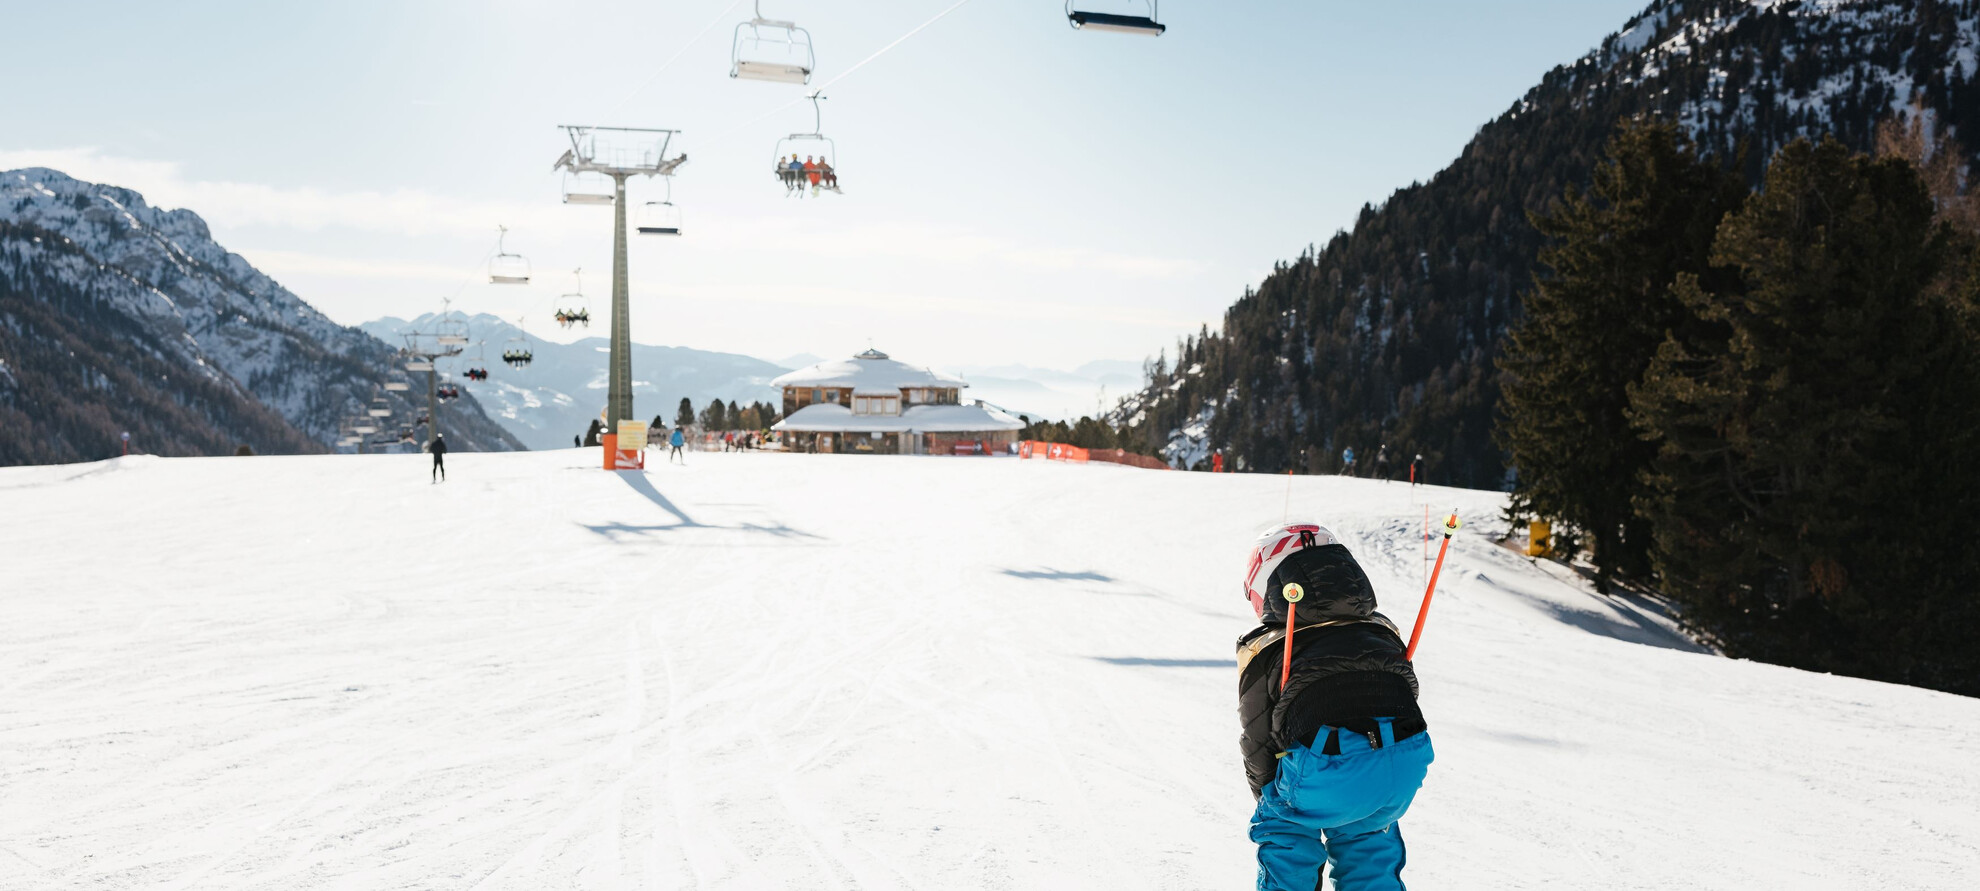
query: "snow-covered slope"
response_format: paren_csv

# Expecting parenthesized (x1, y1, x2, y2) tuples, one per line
(362, 314, 783, 449)
(0, 168, 521, 454)
(2, 454, 1975, 889)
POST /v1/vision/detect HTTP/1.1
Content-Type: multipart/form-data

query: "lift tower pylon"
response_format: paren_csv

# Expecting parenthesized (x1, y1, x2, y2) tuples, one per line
(552, 126, 687, 432)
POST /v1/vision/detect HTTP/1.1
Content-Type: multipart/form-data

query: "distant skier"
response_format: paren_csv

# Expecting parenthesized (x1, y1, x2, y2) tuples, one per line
(1237, 524, 1432, 891)
(429, 433, 448, 483)
(1339, 446, 1356, 476)
(1410, 454, 1424, 487)
(1374, 444, 1390, 482)
(669, 426, 686, 464)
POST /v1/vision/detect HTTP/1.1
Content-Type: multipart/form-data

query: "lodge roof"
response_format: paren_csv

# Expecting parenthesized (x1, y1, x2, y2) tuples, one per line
(772, 402, 1025, 434)
(770, 349, 967, 396)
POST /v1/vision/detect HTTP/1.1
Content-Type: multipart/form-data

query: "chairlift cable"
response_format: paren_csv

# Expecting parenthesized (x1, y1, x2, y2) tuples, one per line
(712, 0, 978, 139)
(605, 0, 750, 120)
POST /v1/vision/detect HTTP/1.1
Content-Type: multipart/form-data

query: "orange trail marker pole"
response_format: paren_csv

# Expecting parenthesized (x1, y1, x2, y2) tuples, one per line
(1279, 583, 1305, 689)
(1406, 511, 1462, 661)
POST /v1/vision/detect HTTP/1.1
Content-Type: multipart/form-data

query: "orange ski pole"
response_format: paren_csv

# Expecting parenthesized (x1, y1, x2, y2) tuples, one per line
(1406, 511, 1462, 661)
(1280, 583, 1304, 689)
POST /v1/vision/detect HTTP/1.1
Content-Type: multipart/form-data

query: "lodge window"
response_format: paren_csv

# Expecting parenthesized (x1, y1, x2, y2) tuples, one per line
(853, 396, 899, 416)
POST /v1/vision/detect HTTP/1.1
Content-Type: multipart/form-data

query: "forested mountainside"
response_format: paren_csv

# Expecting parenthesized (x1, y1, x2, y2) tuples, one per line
(0, 219, 323, 462)
(1117, 0, 1980, 486)
(0, 168, 522, 464)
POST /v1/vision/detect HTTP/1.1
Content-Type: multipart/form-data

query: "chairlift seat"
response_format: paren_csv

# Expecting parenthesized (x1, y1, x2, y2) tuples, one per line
(563, 192, 616, 206)
(733, 60, 811, 84)
(732, 15, 815, 84)
(438, 335, 469, 346)
(385, 381, 410, 391)
(1068, 11, 1165, 35)
(637, 201, 684, 236)
(489, 252, 531, 285)
(408, 360, 434, 372)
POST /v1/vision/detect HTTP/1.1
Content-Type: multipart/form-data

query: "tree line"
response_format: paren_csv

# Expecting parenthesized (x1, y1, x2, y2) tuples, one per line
(667, 398, 780, 433)
(1499, 118, 1980, 696)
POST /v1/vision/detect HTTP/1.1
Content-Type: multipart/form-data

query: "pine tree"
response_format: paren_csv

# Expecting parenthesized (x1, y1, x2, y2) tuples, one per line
(674, 398, 695, 430)
(1631, 136, 1980, 693)
(1497, 120, 1746, 590)
(700, 399, 727, 431)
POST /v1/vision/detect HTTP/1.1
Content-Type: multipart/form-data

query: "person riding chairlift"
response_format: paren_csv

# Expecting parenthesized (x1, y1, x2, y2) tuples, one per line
(804, 156, 821, 195)
(818, 158, 837, 191)
(785, 154, 805, 196)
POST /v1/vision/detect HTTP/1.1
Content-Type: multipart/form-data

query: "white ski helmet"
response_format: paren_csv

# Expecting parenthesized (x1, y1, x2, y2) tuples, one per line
(1242, 522, 1341, 619)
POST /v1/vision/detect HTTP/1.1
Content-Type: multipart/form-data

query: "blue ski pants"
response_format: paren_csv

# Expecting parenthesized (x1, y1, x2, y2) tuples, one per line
(1250, 718, 1433, 891)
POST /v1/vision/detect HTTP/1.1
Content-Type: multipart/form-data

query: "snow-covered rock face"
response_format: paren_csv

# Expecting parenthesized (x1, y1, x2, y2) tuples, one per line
(0, 168, 520, 452)
(1589, 0, 1978, 148)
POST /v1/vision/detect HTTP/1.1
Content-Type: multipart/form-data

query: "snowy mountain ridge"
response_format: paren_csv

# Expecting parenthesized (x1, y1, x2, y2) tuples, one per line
(0, 168, 522, 456)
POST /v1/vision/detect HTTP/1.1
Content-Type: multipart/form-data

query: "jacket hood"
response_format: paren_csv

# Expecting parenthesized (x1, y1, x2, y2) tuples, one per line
(1260, 542, 1376, 624)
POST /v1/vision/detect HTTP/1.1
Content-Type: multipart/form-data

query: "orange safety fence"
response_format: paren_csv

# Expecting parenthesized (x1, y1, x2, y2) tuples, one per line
(1017, 441, 1169, 470)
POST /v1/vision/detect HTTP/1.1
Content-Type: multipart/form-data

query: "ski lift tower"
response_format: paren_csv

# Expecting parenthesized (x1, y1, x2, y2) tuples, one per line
(552, 125, 687, 431)
(401, 299, 468, 450)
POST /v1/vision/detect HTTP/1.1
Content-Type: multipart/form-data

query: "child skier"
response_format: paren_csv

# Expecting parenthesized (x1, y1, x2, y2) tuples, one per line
(1237, 523, 1432, 891)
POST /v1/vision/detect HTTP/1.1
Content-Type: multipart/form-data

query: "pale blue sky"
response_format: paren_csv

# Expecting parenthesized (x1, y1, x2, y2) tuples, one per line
(1, 0, 1649, 370)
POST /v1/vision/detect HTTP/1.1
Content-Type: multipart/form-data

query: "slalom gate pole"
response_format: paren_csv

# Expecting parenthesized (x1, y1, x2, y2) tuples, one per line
(1280, 583, 1305, 689)
(1406, 511, 1462, 661)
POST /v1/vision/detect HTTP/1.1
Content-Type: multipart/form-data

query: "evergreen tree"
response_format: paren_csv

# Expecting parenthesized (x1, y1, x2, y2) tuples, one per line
(1498, 120, 1746, 590)
(699, 399, 727, 431)
(675, 397, 695, 430)
(725, 400, 742, 431)
(1631, 137, 1980, 694)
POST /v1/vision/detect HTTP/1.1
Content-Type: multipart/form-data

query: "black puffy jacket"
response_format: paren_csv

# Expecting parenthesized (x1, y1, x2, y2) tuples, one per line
(1236, 543, 1422, 798)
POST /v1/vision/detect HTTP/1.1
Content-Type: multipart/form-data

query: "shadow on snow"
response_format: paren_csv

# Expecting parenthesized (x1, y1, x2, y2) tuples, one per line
(1090, 657, 1238, 668)
(580, 471, 824, 542)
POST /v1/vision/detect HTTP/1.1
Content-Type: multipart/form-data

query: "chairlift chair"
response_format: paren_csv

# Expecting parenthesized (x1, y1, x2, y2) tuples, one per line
(562, 172, 616, 206)
(731, 2, 815, 84)
(638, 179, 684, 235)
(407, 358, 435, 372)
(489, 225, 531, 284)
(554, 268, 592, 329)
(437, 315, 470, 346)
(384, 377, 410, 392)
(772, 93, 842, 197)
(1066, 0, 1165, 35)
(503, 317, 534, 368)
(367, 397, 393, 418)
(353, 421, 379, 435)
